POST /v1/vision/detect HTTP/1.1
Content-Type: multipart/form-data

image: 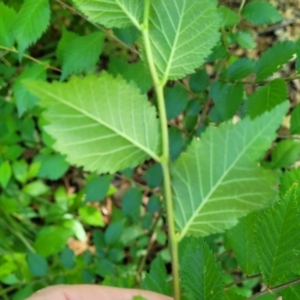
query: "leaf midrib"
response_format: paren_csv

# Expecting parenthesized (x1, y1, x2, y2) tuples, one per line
(160, 0, 185, 84)
(36, 86, 159, 161)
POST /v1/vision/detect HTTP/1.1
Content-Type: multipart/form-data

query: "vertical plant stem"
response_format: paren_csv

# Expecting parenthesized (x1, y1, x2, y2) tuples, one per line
(142, 1, 180, 299)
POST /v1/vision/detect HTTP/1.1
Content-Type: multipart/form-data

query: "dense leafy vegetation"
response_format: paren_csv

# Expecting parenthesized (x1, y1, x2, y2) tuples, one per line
(1, 0, 300, 299)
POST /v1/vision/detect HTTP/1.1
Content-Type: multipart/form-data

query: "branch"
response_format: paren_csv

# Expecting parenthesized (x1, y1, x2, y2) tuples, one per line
(0, 45, 61, 72)
(135, 210, 163, 284)
(248, 277, 300, 299)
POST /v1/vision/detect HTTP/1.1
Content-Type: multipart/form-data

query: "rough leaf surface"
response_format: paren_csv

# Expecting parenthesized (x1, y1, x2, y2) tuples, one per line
(60, 31, 105, 80)
(12, 0, 50, 56)
(180, 237, 223, 300)
(0, 3, 16, 47)
(73, 0, 143, 28)
(172, 102, 288, 239)
(25, 73, 161, 174)
(242, 1, 283, 25)
(147, 0, 220, 82)
(255, 184, 300, 286)
(246, 79, 287, 118)
(226, 213, 260, 275)
(255, 41, 295, 81)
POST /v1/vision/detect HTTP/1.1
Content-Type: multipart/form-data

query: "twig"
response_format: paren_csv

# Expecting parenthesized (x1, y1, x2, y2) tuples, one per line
(258, 19, 297, 35)
(0, 45, 61, 72)
(56, 0, 139, 55)
(248, 277, 300, 299)
(220, 72, 300, 85)
(135, 210, 163, 284)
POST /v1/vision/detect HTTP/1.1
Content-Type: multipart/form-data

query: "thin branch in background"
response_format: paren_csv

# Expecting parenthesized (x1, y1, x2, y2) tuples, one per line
(0, 45, 61, 72)
(238, 0, 247, 14)
(135, 210, 163, 284)
(56, 0, 139, 55)
(248, 277, 300, 299)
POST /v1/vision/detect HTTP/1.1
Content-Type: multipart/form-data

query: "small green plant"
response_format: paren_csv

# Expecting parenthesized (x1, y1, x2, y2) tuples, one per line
(2, 0, 300, 299)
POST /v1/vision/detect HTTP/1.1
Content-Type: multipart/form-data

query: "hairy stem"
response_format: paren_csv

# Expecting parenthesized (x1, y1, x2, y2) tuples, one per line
(141, 1, 180, 299)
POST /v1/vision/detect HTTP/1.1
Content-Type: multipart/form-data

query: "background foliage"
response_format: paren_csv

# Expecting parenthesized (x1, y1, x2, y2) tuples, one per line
(1, 0, 300, 299)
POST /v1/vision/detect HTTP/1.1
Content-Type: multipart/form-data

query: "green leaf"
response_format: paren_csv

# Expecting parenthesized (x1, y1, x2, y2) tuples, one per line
(143, 164, 163, 188)
(120, 226, 143, 245)
(242, 1, 283, 25)
(280, 168, 300, 196)
(180, 237, 223, 300)
(0, 3, 17, 47)
(60, 247, 75, 269)
(12, 0, 50, 57)
(56, 27, 79, 65)
(63, 219, 87, 242)
(60, 31, 105, 81)
(122, 188, 142, 221)
(85, 175, 112, 202)
(141, 213, 152, 230)
(255, 41, 295, 82)
(183, 99, 201, 131)
(36, 153, 69, 180)
(25, 73, 161, 174)
(224, 290, 246, 300)
(23, 180, 49, 196)
(226, 213, 260, 275)
(254, 184, 300, 286)
(235, 31, 255, 49)
(280, 282, 300, 299)
(108, 57, 152, 94)
(169, 127, 184, 161)
(13, 64, 47, 116)
(113, 26, 139, 45)
(291, 104, 300, 134)
(0, 161, 12, 188)
(296, 40, 300, 73)
(210, 82, 244, 122)
(34, 226, 73, 257)
(147, 195, 161, 214)
(141, 256, 172, 296)
(73, 0, 143, 28)
(270, 140, 300, 169)
(219, 5, 240, 28)
(147, 0, 220, 82)
(227, 58, 255, 81)
(246, 79, 287, 118)
(12, 285, 34, 300)
(105, 222, 124, 246)
(12, 159, 28, 184)
(27, 253, 48, 277)
(172, 102, 288, 239)
(207, 43, 228, 62)
(79, 206, 105, 227)
(164, 85, 188, 120)
(189, 69, 209, 93)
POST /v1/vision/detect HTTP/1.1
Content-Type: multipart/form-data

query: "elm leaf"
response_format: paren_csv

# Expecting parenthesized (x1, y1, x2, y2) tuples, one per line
(24, 74, 161, 174)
